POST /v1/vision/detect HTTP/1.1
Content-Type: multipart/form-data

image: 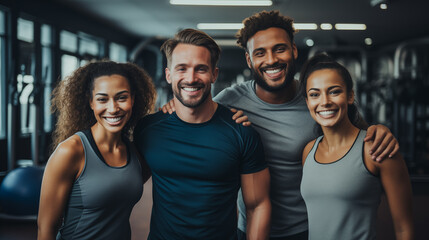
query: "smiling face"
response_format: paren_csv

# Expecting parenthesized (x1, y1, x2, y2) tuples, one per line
(90, 74, 134, 134)
(165, 43, 218, 109)
(305, 69, 354, 128)
(246, 27, 297, 92)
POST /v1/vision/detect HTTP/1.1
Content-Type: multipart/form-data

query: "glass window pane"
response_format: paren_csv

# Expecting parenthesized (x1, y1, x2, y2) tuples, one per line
(42, 47, 53, 132)
(0, 37, 4, 138)
(60, 30, 77, 53)
(79, 37, 99, 56)
(41, 24, 52, 46)
(0, 11, 5, 35)
(17, 18, 34, 43)
(17, 73, 34, 134)
(110, 42, 127, 62)
(61, 54, 78, 80)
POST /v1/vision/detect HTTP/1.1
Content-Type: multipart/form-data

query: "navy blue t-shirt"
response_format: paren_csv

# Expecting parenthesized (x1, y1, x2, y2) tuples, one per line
(134, 104, 267, 240)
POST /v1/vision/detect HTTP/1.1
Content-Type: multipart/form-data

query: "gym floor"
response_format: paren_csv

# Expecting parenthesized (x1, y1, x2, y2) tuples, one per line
(0, 179, 428, 239)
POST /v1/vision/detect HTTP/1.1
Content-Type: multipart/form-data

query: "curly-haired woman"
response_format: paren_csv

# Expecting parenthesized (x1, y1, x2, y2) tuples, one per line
(37, 61, 156, 240)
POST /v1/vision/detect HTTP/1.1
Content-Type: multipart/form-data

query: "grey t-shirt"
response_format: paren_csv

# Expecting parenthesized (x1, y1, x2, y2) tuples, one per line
(214, 80, 318, 237)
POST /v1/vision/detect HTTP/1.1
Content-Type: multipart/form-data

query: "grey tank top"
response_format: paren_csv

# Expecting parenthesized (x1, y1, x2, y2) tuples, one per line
(57, 131, 143, 240)
(300, 130, 382, 240)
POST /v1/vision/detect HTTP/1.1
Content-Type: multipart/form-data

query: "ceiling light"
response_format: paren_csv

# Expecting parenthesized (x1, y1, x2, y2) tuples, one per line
(198, 22, 319, 30)
(320, 23, 333, 30)
(215, 39, 238, 47)
(305, 38, 314, 47)
(380, 3, 387, 9)
(170, 0, 272, 6)
(197, 23, 243, 30)
(335, 23, 367, 30)
(364, 38, 373, 45)
(293, 23, 318, 30)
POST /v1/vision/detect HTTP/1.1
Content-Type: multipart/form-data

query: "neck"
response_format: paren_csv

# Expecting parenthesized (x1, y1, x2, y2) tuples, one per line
(255, 80, 298, 104)
(91, 124, 123, 151)
(174, 96, 218, 123)
(320, 118, 360, 150)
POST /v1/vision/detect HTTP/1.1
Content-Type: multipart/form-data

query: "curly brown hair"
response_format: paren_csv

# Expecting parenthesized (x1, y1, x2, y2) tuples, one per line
(236, 10, 296, 50)
(51, 60, 156, 151)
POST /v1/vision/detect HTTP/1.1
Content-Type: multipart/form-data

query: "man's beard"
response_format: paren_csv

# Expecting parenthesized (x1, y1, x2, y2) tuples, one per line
(173, 82, 211, 108)
(251, 60, 296, 92)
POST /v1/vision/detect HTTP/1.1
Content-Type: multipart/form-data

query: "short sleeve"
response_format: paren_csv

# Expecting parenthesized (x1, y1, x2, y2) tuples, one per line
(239, 126, 267, 174)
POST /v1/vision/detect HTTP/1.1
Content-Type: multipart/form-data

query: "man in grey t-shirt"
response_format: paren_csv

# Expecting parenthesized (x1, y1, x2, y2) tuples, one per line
(163, 10, 399, 240)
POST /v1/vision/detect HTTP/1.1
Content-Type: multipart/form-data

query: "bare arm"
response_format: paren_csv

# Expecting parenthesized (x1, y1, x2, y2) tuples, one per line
(364, 124, 400, 162)
(241, 168, 271, 240)
(364, 142, 414, 240)
(37, 136, 84, 240)
(302, 140, 316, 165)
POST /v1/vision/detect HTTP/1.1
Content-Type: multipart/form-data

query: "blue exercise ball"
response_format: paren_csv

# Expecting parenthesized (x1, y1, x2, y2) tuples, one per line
(0, 166, 44, 216)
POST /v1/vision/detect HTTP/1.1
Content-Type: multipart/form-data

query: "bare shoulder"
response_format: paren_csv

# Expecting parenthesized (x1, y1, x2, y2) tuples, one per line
(302, 139, 317, 165)
(47, 134, 84, 174)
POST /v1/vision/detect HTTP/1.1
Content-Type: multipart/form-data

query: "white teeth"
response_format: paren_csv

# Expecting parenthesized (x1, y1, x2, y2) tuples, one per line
(318, 110, 336, 116)
(104, 116, 123, 123)
(183, 87, 199, 92)
(265, 68, 281, 74)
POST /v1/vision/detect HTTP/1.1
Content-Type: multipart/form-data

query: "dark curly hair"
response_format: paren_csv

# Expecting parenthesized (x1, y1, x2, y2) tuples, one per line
(236, 10, 295, 50)
(51, 60, 156, 151)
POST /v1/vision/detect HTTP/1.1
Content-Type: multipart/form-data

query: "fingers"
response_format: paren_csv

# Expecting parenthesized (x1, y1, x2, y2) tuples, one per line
(374, 138, 398, 162)
(363, 125, 376, 142)
(235, 115, 249, 124)
(389, 142, 400, 158)
(230, 108, 252, 126)
(368, 130, 387, 156)
(231, 109, 242, 120)
(162, 100, 175, 114)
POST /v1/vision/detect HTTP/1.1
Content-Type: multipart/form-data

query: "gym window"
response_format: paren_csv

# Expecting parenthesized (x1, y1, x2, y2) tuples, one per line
(0, 10, 5, 139)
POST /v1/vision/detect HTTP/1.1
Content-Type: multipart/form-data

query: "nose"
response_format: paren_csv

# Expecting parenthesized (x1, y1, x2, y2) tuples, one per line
(107, 100, 119, 113)
(185, 69, 198, 84)
(321, 93, 331, 106)
(266, 51, 278, 65)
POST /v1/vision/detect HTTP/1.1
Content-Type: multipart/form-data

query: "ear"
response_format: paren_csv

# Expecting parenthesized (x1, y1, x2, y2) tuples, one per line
(292, 43, 298, 60)
(211, 67, 219, 84)
(165, 68, 171, 84)
(245, 52, 252, 69)
(348, 90, 355, 105)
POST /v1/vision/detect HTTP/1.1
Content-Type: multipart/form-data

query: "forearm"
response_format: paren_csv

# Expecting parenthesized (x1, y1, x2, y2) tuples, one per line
(246, 199, 271, 240)
(394, 226, 414, 240)
(37, 223, 59, 240)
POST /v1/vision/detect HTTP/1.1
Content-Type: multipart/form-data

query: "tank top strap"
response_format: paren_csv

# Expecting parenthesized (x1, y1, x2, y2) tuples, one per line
(305, 135, 324, 165)
(347, 130, 367, 158)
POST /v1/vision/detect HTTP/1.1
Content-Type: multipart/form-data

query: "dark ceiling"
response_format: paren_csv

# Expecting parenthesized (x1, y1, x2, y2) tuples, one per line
(55, 0, 429, 48)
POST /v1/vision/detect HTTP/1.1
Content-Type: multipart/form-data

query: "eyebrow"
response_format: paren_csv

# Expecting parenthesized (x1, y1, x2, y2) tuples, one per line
(254, 43, 288, 53)
(307, 85, 342, 92)
(94, 90, 130, 96)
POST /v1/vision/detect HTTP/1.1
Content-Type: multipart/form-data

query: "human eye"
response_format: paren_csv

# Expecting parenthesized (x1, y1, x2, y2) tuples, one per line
(254, 50, 264, 57)
(308, 92, 319, 98)
(197, 66, 208, 72)
(275, 46, 286, 53)
(329, 89, 342, 95)
(175, 66, 186, 72)
(96, 97, 107, 102)
(117, 95, 129, 101)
